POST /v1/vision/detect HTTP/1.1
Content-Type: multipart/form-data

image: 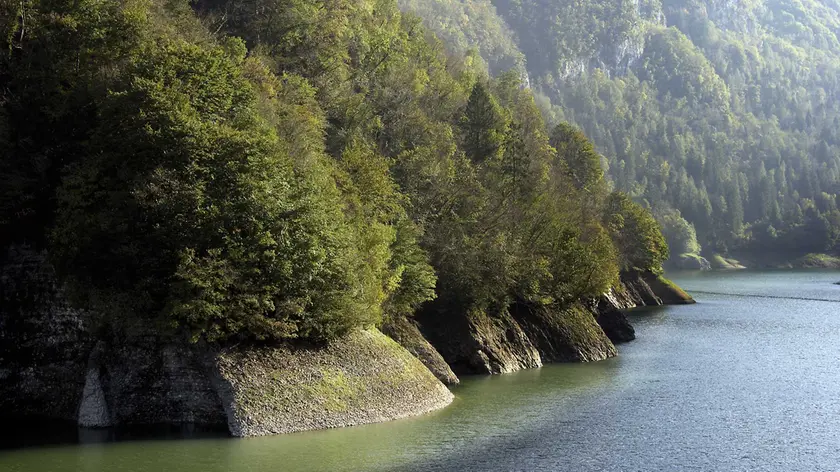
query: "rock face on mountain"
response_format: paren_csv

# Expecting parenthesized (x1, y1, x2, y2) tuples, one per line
(414, 270, 689, 376)
(380, 315, 459, 386)
(210, 330, 453, 436)
(508, 303, 616, 363)
(593, 287, 636, 343)
(416, 305, 543, 375)
(0, 247, 690, 436)
(78, 337, 227, 428)
(0, 246, 453, 437)
(0, 245, 91, 420)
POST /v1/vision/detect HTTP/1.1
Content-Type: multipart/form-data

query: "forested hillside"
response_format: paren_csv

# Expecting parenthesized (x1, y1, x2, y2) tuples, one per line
(0, 0, 666, 343)
(401, 0, 840, 264)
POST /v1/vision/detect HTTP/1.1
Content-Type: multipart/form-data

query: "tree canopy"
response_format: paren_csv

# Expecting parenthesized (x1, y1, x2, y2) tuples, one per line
(0, 0, 670, 343)
(400, 0, 840, 262)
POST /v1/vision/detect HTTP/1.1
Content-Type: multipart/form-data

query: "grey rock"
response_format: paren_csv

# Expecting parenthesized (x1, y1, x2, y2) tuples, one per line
(208, 329, 454, 437)
(0, 245, 92, 420)
(381, 315, 459, 385)
(417, 305, 542, 375)
(1, 246, 453, 437)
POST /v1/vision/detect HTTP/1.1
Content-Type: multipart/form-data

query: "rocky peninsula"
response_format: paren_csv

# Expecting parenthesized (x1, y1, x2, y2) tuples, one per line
(0, 245, 692, 437)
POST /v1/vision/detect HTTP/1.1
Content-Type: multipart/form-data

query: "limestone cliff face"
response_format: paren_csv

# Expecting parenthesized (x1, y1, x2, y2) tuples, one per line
(414, 270, 692, 376)
(0, 245, 691, 435)
(86, 337, 227, 428)
(380, 315, 459, 385)
(0, 245, 91, 420)
(0, 247, 453, 437)
(416, 302, 616, 376)
(509, 303, 616, 363)
(210, 330, 453, 436)
(416, 305, 542, 375)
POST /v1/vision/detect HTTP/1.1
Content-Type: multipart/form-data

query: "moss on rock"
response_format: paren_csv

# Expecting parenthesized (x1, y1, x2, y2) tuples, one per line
(792, 253, 840, 269)
(709, 254, 746, 269)
(645, 274, 695, 305)
(209, 329, 453, 437)
(510, 303, 617, 362)
(380, 315, 459, 385)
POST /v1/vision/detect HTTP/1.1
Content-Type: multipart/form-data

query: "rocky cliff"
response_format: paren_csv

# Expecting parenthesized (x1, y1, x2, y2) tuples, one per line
(0, 246, 453, 437)
(210, 330, 453, 436)
(0, 246, 689, 436)
(0, 246, 91, 420)
(413, 270, 692, 377)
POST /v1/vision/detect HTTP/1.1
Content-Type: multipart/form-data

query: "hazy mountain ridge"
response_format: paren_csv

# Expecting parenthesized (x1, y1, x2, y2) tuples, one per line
(403, 0, 840, 263)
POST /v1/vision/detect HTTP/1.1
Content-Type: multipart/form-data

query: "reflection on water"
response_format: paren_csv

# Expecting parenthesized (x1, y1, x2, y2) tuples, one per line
(0, 418, 228, 450)
(3, 270, 840, 471)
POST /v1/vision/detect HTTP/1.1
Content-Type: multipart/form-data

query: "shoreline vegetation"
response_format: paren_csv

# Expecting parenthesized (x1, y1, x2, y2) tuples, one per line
(667, 249, 840, 270)
(2, 0, 837, 440)
(8, 0, 838, 440)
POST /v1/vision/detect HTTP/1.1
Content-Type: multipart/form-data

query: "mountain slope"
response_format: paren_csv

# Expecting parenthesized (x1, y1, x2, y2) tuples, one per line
(402, 0, 840, 262)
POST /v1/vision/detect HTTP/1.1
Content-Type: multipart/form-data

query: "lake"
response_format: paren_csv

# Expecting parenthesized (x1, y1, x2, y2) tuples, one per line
(3, 270, 840, 471)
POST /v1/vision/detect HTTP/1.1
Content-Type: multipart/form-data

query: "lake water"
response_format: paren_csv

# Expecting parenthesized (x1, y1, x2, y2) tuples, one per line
(3, 270, 840, 471)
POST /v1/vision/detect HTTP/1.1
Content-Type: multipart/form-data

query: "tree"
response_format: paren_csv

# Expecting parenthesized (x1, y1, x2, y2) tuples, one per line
(460, 82, 507, 163)
(52, 39, 381, 342)
(604, 192, 669, 272)
(550, 122, 605, 193)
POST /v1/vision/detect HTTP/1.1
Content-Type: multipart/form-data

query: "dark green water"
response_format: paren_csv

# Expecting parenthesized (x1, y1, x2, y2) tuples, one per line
(4, 270, 840, 471)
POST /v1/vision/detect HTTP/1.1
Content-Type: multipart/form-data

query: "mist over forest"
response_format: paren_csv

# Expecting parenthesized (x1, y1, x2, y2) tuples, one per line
(401, 0, 840, 267)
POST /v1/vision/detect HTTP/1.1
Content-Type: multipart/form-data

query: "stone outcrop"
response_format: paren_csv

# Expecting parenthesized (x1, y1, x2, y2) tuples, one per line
(0, 244, 693, 436)
(669, 253, 712, 270)
(0, 245, 91, 420)
(95, 336, 227, 427)
(417, 302, 617, 377)
(509, 303, 616, 363)
(639, 272, 696, 305)
(415, 270, 693, 376)
(209, 329, 454, 437)
(0, 246, 453, 437)
(416, 305, 542, 376)
(380, 315, 459, 385)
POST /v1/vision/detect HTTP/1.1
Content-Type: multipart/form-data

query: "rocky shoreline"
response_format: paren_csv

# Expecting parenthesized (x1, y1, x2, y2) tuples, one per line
(0, 245, 692, 437)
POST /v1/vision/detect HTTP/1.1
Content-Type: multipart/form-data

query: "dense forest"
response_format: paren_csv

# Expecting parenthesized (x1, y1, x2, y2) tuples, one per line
(400, 0, 840, 266)
(0, 0, 667, 343)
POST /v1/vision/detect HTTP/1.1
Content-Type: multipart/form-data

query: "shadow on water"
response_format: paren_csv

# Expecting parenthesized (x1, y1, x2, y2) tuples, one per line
(391, 364, 626, 472)
(0, 416, 229, 451)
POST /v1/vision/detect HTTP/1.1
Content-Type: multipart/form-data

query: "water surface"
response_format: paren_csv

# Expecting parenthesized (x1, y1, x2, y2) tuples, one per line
(3, 270, 840, 471)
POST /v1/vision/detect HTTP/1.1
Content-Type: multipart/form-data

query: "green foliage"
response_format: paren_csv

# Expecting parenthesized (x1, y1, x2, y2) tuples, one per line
(52, 38, 385, 342)
(604, 192, 669, 272)
(395, 0, 525, 75)
(657, 208, 701, 255)
(461, 82, 507, 163)
(549, 123, 605, 193)
(1, 0, 670, 344)
(0, 0, 146, 245)
(399, 0, 840, 261)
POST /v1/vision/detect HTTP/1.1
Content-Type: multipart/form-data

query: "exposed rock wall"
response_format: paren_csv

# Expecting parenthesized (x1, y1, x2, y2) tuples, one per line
(416, 270, 693, 376)
(0, 245, 693, 436)
(417, 305, 542, 376)
(510, 303, 616, 363)
(0, 246, 453, 437)
(381, 315, 459, 385)
(641, 272, 696, 305)
(209, 329, 454, 437)
(97, 336, 227, 427)
(0, 245, 91, 420)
